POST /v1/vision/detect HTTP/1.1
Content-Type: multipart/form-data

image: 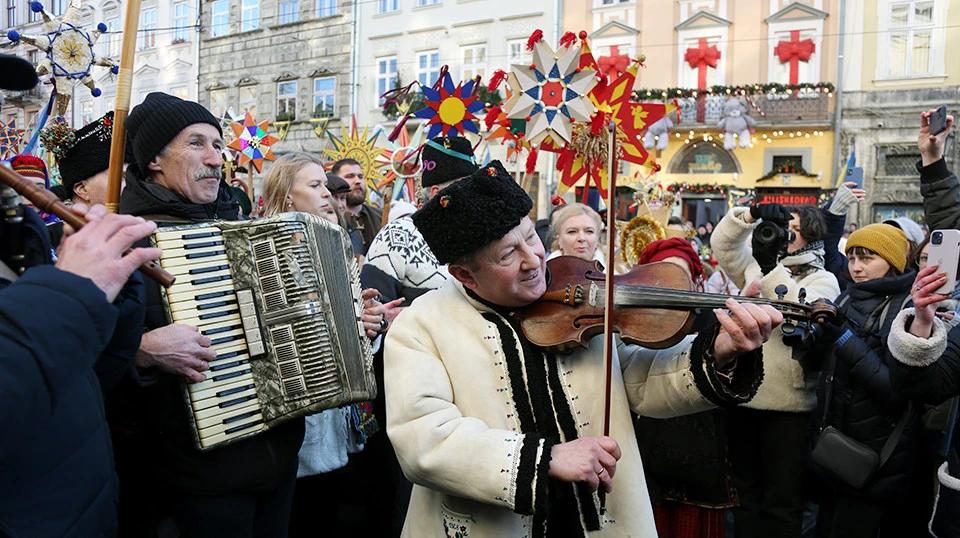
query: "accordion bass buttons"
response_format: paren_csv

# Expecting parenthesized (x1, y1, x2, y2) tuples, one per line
(237, 289, 265, 356)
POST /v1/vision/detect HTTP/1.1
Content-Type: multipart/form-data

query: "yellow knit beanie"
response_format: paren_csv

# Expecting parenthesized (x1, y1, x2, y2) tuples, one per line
(845, 223, 908, 273)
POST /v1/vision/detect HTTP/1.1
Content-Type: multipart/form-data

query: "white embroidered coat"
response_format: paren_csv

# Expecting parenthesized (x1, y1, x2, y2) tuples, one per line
(385, 279, 757, 537)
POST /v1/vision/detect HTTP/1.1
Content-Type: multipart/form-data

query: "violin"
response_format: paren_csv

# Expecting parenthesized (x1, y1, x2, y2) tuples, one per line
(519, 256, 837, 352)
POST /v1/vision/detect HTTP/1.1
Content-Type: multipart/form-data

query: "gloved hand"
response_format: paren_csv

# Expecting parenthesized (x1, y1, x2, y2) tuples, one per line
(749, 203, 792, 225)
(752, 233, 781, 275)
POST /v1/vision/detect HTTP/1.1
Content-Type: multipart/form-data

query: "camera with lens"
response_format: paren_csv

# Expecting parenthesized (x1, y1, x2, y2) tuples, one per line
(753, 220, 796, 255)
(933, 231, 943, 245)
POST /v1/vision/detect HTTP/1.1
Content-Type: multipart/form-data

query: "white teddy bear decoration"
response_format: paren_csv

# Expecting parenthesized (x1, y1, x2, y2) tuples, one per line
(717, 98, 757, 150)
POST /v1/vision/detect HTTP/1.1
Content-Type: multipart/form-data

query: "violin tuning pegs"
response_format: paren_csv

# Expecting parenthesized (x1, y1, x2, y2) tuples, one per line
(774, 284, 788, 301)
(798, 288, 807, 304)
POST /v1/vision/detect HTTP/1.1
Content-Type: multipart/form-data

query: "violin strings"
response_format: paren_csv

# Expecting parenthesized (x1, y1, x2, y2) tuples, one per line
(610, 286, 808, 316)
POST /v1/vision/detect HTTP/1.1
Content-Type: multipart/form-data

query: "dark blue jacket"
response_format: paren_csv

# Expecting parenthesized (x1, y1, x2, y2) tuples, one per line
(821, 200, 849, 291)
(0, 266, 124, 537)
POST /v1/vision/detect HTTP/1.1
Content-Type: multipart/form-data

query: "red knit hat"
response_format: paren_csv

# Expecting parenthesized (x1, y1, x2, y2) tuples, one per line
(639, 237, 705, 284)
(11, 153, 48, 188)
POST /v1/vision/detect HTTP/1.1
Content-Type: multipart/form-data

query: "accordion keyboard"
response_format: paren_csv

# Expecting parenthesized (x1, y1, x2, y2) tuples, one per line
(155, 226, 267, 448)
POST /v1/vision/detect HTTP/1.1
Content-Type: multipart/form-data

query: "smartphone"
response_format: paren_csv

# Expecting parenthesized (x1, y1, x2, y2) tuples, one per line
(930, 105, 949, 136)
(846, 166, 864, 189)
(928, 229, 960, 295)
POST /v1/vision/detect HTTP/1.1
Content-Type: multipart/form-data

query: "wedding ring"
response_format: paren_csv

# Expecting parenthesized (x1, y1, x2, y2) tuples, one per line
(597, 467, 605, 476)
(916, 285, 922, 290)
(379, 317, 389, 332)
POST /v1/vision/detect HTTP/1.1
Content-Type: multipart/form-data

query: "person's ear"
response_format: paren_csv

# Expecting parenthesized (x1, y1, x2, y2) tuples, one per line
(430, 184, 442, 199)
(73, 180, 91, 202)
(148, 155, 163, 173)
(448, 264, 479, 290)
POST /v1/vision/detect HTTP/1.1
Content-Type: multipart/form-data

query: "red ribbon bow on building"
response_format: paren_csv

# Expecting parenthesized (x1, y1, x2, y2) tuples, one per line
(774, 30, 816, 85)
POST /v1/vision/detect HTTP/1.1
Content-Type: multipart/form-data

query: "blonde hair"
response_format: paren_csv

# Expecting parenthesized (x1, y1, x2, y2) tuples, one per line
(549, 202, 603, 251)
(262, 152, 325, 217)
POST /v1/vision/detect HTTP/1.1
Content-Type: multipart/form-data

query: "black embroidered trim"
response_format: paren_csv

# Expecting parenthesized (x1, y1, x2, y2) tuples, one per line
(689, 323, 764, 407)
(532, 437, 557, 538)
(546, 353, 579, 441)
(575, 482, 601, 532)
(484, 313, 536, 432)
(516, 433, 541, 515)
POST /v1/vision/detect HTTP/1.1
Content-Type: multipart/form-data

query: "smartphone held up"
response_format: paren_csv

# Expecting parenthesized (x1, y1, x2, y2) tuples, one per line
(928, 229, 960, 295)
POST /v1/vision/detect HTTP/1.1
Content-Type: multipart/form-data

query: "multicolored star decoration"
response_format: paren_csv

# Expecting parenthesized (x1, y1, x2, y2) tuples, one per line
(413, 72, 485, 139)
(323, 117, 389, 201)
(505, 30, 673, 199)
(376, 121, 426, 204)
(7, 0, 118, 120)
(0, 120, 26, 159)
(227, 111, 279, 174)
(502, 30, 598, 147)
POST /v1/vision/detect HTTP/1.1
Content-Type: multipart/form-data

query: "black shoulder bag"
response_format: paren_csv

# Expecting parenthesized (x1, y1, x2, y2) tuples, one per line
(810, 295, 911, 489)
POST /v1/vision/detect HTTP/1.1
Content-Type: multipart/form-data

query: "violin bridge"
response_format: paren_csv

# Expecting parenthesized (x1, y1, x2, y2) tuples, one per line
(588, 282, 599, 307)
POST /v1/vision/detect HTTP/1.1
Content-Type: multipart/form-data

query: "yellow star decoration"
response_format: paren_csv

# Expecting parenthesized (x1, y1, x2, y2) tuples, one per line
(323, 121, 388, 199)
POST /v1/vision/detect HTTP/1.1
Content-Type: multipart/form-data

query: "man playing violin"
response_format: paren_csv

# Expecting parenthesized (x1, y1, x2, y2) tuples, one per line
(385, 161, 783, 538)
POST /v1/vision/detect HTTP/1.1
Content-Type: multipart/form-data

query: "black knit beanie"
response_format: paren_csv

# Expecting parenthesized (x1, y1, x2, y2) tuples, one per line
(413, 160, 532, 264)
(421, 136, 478, 187)
(125, 92, 222, 176)
(58, 111, 114, 194)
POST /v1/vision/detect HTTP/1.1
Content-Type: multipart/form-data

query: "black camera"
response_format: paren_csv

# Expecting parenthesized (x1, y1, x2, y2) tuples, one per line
(754, 220, 796, 251)
(933, 231, 943, 245)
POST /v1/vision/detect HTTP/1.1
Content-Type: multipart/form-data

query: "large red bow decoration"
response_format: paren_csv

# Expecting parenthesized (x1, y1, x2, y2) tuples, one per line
(597, 45, 631, 84)
(774, 30, 815, 85)
(684, 38, 720, 91)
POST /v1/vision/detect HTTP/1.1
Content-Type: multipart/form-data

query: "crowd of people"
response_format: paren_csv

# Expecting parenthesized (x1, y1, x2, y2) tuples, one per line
(4, 48, 960, 538)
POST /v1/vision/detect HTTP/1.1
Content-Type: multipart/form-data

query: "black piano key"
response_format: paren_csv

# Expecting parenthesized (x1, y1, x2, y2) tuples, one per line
(225, 418, 264, 434)
(202, 324, 242, 336)
(181, 231, 221, 240)
(189, 264, 229, 275)
(195, 290, 235, 301)
(216, 383, 256, 398)
(186, 249, 227, 260)
(184, 240, 225, 250)
(223, 410, 260, 425)
(213, 350, 241, 362)
(210, 359, 248, 372)
(209, 335, 241, 346)
(212, 368, 252, 382)
(191, 274, 232, 285)
(198, 308, 240, 320)
(219, 394, 258, 408)
(197, 299, 238, 311)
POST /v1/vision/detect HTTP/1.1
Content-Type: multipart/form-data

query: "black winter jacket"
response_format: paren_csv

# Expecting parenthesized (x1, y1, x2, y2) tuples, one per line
(116, 174, 305, 495)
(810, 272, 923, 503)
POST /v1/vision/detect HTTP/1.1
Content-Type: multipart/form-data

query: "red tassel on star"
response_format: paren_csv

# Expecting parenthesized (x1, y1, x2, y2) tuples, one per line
(525, 147, 538, 174)
(484, 105, 502, 131)
(590, 112, 606, 136)
(559, 31, 577, 49)
(526, 29, 544, 51)
(488, 69, 507, 92)
(387, 115, 409, 143)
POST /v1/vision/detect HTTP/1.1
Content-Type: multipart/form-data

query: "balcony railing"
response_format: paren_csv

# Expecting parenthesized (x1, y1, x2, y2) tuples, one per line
(1, 87, 45, 107)
(671, 90, 831, 127)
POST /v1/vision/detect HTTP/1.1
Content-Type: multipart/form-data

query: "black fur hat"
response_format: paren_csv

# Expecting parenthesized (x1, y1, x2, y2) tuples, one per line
(57, 111, 115, 195)
(420, 136, 478, 187)
(413, 160, 532, 264)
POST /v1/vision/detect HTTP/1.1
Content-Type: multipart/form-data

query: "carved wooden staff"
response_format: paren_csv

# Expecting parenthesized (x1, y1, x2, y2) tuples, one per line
(105, 0, 143, 213)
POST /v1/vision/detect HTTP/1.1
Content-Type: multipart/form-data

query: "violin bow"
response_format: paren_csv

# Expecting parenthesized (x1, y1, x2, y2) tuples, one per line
(599, 120, 618, 511)
(105, 0, 143, 213)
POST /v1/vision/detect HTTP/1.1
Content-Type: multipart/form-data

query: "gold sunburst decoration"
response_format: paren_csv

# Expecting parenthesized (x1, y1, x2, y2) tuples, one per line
(620, 214, 666, 266)
(323, 119, 388, 199)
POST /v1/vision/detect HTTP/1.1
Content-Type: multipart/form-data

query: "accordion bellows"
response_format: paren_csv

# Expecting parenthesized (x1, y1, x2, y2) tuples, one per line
(153, 212, 375, 451)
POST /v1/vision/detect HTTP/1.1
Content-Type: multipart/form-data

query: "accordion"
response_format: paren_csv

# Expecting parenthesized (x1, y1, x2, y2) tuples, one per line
(153, 213, 375, 451)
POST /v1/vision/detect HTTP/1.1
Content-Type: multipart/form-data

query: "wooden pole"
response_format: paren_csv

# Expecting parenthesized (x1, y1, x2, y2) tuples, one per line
(105, 0, 143, 213)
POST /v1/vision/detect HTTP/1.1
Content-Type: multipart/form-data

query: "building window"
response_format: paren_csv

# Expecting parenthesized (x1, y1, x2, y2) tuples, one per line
(277, 81, 297, 121)
(239, 86, 257, 116)
(317, 0, 336, 17)
(887, 1, 934, 77)
(879, 148, 923, 177)
(241, 0, 259, 31)
(377, 0, 399, 14)
(80, 100, 94, 125)
(416, 0, 440, 6)
(460, 44, 487, 82)
(376, 57, 397, 104)
(211, 1, 228, 37)
(279, 0, 298, 24)
(210, 89, 227, 118)
(104, 18, 120, 57)
(417, 51, 439, 87)
(313, 76, 335, 118)
(51, 0, 65, 16)
(173, 3, 189, 42)
(507, 39, 530, 66)
(138, 8, 157, 50)
(6, 0, 16, 28)
(600, 0, 631, 4)
(681, 36, 722, 89)
(170, 87, 189, 101)
(772, 154, 805, 171)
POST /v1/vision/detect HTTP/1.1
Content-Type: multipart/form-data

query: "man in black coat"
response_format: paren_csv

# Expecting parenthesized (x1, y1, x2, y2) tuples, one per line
(115, 92, 304, 538)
